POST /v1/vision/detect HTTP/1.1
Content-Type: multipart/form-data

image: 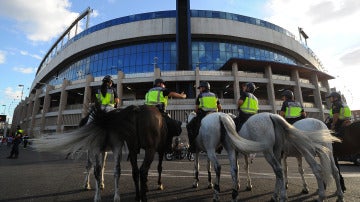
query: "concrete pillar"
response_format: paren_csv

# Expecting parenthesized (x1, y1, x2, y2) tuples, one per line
(56, 79, 70, 133)
(30, 89, 42, 137)
(232, 62, 240, 103)
(26, 96, 34, 132)
(41, 84, 54, 132)
(117, 71, 124, 108)
(291, 69, 303, 105)
(195, 67, 200, 96)
(264, 65, 276, 113)
(310, 74, 325, 120)
(82, 75, 94, 117)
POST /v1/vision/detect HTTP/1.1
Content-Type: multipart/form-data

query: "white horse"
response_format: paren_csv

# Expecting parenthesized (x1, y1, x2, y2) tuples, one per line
(242, 117, 344, 202)
(237, 112, 340, 202)
(187, 112, 266, 202)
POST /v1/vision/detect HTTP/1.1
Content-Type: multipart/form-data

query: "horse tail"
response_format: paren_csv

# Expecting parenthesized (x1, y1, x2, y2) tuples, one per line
(33, 124, 106, 158)
(269, 114, 340, 185)
(219, 114, 265, 153)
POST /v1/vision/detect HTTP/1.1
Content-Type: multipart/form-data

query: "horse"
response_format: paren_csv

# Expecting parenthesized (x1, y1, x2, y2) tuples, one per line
(237, 112, 340, 202)
(34, 104, 182, 202)
(187, 111, 267, 202)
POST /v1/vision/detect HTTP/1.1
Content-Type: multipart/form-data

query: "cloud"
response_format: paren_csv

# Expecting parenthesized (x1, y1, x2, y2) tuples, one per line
(4, 87, 21, 100)
(0, 51, 5, 64)
(13, 67, 37, 74)
(0, 0, 79, 42)
(339, 48, 360, 66)
(20, 50, 42, 60)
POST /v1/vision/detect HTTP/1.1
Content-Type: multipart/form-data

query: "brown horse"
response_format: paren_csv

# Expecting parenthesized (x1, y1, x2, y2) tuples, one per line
(333, 121, 360, 157)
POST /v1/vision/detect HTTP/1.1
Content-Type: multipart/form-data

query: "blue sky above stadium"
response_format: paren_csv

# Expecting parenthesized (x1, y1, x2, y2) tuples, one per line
(0, 0, 359, 122)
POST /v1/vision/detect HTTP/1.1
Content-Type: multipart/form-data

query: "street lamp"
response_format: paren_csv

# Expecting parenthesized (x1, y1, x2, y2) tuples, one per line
(18, 84, 24, 100)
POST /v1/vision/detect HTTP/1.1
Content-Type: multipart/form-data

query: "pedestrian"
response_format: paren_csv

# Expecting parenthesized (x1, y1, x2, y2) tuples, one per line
(233, 82, 259, 132)
(186, 81, 221, 153)
(23, 133, 29, 148)
(279, 89, 306, 124)
(7, 126, 23, 159)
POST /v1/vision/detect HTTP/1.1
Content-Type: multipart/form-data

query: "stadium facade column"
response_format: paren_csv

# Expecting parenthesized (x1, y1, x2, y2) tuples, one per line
(291, 69, 304, 105)
(154, 67, 161, 79)
(117, 71, 124, 108)
(265, 65, 277, 113)
(30, 89, 42, 137)
(232, 62, 240, 102)
(26, 95, 35, 131)
(82, 75, 94, 118)
(310, 74, 325, 120)
(56, 79, 69, 133)
(19, 100, 27, 129)
(40, 84, 54, 133)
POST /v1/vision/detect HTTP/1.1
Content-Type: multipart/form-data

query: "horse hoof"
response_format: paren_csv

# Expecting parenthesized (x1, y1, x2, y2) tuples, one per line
(84, 185, 91, 190)
(302, 188, 309, 194)
(100, 184, 105, 190)
(158, 184, 165, 190)
(245, 186, 252, 191)
(192, 182, 199, 188)
(208, 183, 214, 189)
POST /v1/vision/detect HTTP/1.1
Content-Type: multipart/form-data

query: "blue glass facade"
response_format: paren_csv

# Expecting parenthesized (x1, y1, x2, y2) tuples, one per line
(49, 40, 297, 86)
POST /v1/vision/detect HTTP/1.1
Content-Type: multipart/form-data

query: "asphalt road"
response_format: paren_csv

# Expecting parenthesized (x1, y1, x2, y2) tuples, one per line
(1, 144, 359, 202)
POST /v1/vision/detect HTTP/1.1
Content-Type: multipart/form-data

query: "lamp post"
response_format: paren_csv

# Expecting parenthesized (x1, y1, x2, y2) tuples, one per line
(18, 84, 24, 101)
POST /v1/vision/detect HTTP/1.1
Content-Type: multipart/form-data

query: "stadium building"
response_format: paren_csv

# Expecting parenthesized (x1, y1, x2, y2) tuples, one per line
(12, 1, 334, 136)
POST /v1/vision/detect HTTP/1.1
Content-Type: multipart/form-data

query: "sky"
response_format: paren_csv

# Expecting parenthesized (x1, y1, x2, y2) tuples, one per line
(0, 0, 360, 123)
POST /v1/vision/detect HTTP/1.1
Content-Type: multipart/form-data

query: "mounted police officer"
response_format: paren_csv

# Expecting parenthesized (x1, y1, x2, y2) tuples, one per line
(326, 91, 352, 135)
(234, 82, 259, 132)
(145, 78, 186, 114)
(186, 81, 221, 153)
(279, 90, 306, 124)
(96, 75, 120, 110)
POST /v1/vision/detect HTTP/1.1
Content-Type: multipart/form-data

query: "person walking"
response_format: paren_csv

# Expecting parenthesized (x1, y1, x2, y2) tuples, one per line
(186, 81, 221, 153)
(7, 126, 23, 159)
(279, 90, 306, 124)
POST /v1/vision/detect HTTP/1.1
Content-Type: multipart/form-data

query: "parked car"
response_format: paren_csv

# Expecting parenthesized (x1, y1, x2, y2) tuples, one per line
(338, 153, 360, 166)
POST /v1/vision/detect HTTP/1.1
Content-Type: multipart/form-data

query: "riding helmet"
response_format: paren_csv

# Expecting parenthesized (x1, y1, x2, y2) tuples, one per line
(326, 92, 341, 100)
(154, 78, 165, 86)
(198, 81, 210, 90)
(102, 75, 112, 83)
(281, 90, 294, 100)
(246, 82, 256, 93)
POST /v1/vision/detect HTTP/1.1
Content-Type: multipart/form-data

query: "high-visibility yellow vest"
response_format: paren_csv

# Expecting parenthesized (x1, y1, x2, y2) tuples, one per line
(284, 102, 302, 118)
(199, 92, 218, 112)
(17, 129, 24, 134)
(240, 93, 258, 114)
(145, 87, 168, 108)
(329, 103, 351, 120)
(96, 89, 115, 107)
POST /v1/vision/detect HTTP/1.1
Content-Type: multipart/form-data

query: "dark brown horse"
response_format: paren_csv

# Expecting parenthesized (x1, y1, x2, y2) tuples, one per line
(34, 104, 182, 202)
(333, 121, 360, 156)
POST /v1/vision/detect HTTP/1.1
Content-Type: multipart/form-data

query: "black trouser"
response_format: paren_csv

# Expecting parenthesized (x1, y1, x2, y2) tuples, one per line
(186, 110, 207, 152)
(285, 117, 303, 125)
(233, 111, 253, 132)
(9, 142, 20, 158)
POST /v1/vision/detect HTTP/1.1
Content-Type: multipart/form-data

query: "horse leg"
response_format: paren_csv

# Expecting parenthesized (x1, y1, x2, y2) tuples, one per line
(206, 157, 213, 189)
(328, 155, 344, 202)
(157, 151, 165, 190)
(227, 148, 239, 202)
(129, 151, 140, 201)
(244, 154, 253, 191)
(192, 152, 200, 188)
(113, 146, 122, 202)
(263, 153, 287, 202)
(139, 149, 156, 202)
(93, 153, 102, 202)
(84, 151, 92, 190)
(207, 151, 221, 202)
(296, 156, 309, 194)
(100, 151, 107, 190)
(282, 156, 289, 189)
(335, 157, 346, 193)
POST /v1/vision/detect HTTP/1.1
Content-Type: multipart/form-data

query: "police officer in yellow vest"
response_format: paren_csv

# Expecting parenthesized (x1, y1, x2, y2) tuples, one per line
(145, 78, 186, 113)
(7, 125, 23, 159)
(326, 92, 352, 134)
(186, 81, 221, 153)
(279, 90, 306, 124)
(234, 82, 259, 132)
(96, 75, 120, 110)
